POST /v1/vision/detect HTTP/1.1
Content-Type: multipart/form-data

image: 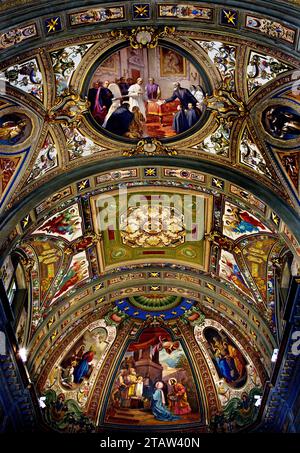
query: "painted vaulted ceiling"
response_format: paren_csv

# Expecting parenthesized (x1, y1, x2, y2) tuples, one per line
(0, 0, 299, 433)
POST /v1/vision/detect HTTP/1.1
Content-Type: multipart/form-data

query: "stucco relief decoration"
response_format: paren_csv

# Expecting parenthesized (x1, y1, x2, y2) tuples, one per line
(46, 90, 90, 127)
(112, 26, 176, 49)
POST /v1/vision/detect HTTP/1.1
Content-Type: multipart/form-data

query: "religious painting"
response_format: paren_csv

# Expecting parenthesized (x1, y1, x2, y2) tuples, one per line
(42, 322, 116, 432)
(44, 321, 116, 409)
(263, 105, 300, 140)
(52, 251, 89, 302)
(0, 156, 21, 201)
(59, 327, 108, 390)
(0, 113, 32, 146)
(160, 48, 186, 77)
(100, 54, 118, 73)
(219, 250, 252, 298)
(104, 327, 201, 426)
(203, 327, 247, 389)
(194, 321, 262, 411)
(222, 201, 270, 240)
(277, 151, 299, 193)
(88, 44, 205, 140)
(33, 204, 83, 241)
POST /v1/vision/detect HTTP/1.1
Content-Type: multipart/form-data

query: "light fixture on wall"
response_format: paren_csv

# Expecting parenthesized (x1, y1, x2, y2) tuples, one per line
(38, 397, 46, 409)
(254, 395, 262, 407)
(271, 348, 279, 363)
(18, 347, 28, 362)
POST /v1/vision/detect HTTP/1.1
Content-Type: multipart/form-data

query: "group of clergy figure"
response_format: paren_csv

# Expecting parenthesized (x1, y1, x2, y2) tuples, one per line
(88, 77, 204, 137)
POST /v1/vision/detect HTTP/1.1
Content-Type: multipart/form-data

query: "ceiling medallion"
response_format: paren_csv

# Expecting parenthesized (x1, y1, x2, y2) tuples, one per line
(122, 138, 177, 156)
(120, 204, 186, 248)
(46, 89, 90, 127)
(111, 26, 175, 49)
(89, 42, 205, 142)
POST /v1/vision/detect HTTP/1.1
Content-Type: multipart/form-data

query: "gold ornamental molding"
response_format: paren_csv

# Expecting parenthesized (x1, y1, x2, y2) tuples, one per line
(204, 87, 247, 125)
(122, 138, 177, 157)
(46, 89, 90, 127)
(111, 26, 176, 49)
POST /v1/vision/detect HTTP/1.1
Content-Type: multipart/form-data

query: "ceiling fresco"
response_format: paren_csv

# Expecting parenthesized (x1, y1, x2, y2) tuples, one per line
(0, 0, 299, 435)
(0, 27, 299, 214)
(90, 189, 212, 271)
(2, 164, 294, 432)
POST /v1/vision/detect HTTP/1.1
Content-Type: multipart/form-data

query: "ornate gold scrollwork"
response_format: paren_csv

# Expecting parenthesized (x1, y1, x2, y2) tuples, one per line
(46, 90, 90, 127)
(204, 86, 246, 125)
(64, 232, 102, 255)
(122, 138, 177, 157)
(111, 26, 175, 49)
(206, 230, 241, 254)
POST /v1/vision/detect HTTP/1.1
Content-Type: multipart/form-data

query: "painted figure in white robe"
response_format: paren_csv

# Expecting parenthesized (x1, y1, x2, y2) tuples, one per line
(128, 78, 146, 118)
(135, 375, 144, 398)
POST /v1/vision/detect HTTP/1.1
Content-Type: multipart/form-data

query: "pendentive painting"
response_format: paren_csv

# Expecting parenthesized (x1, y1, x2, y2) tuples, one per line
(88, 45, 205, 140)
(263, 105, 300, 140)
(104, 327, 201, 426)
(43, 321, 116, 414)
(59, 327, 109, 391)
(0, 112, 32, 146)
(203, 327, 248, 388)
